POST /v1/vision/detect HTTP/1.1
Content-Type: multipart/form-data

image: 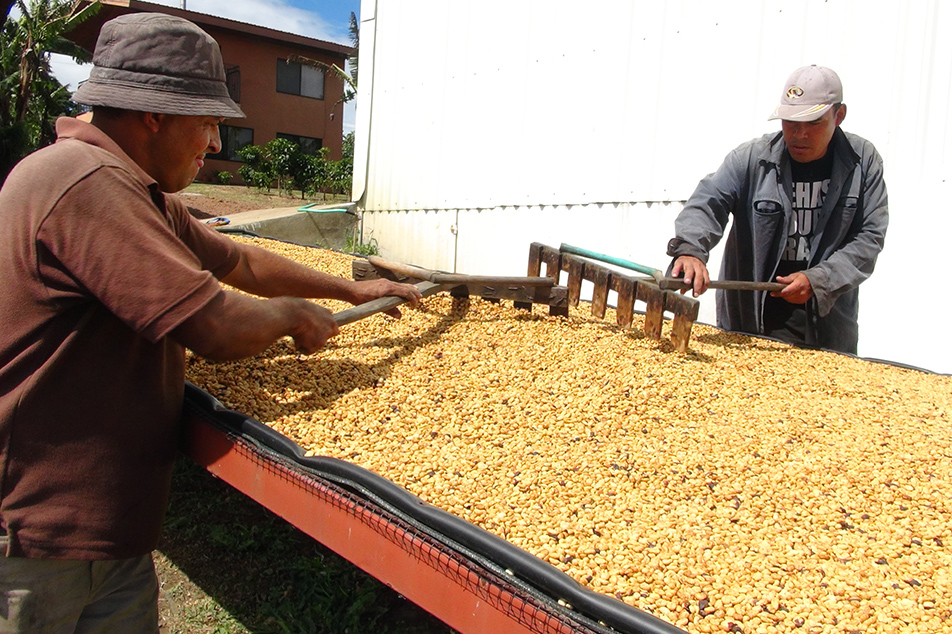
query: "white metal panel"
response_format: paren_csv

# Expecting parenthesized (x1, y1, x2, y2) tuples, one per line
(355, 0, 952, 374)
(359, 209, 458, 271)
(357, 0, 805, 210)
(351, 0, 378, 202)
(358, 0, 950, 205)
(853, 0, 952, 372)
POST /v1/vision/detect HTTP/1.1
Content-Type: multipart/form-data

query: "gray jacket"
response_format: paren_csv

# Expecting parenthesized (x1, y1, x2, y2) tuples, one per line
(667, 128, 888, 353)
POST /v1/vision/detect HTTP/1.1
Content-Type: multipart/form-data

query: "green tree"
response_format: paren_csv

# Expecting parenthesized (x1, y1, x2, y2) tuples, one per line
(264, 137, 298, 196)
(1, 0, 98, 182)
(343, 11, 358, 103)
(326, 157, 352, 196)
(341, 130, 354, 163)
(237, 138, 353, 201)
(237, 139, 327, 198)
(290, 147, 330, 200)
(236, 143, 276, 192)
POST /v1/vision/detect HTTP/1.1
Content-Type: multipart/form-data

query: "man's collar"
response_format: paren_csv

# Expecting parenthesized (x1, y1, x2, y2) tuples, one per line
(54, 117, 159, 191)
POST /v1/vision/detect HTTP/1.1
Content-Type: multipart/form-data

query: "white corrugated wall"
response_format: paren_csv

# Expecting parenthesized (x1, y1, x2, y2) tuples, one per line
(353, 0, 952, 374)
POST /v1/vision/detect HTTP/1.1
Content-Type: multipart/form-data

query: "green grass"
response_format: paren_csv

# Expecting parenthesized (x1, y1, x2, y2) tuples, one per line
(185, 182, 350, 207)
(157, 456, 457, 634)
(345, 235, 380, 256)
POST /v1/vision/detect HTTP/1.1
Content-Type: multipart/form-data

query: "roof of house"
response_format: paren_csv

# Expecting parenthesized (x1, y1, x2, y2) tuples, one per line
(68, 0, 354, 59)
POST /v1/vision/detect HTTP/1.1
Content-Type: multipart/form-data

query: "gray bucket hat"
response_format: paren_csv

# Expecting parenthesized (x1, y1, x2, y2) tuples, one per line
(73, 12, 245, 118)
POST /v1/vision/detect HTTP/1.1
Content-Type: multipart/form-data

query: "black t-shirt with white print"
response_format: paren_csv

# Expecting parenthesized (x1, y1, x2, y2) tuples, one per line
(762, 148, 834, 342)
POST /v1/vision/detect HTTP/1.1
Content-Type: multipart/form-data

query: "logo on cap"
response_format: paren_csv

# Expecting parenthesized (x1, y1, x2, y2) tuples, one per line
(786, 86, 804, 99)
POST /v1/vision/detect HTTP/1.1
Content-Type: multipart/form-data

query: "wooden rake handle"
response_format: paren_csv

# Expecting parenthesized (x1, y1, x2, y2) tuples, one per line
(334, 255, 561, 328)
(332, 281, 447, 327)
(656, 278, 787, 292)
(367, 256, 555, 287)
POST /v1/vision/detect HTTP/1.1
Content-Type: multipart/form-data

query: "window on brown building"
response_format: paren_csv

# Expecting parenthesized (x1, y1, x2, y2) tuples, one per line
(276, 59, 324, 100)
(276, 132, 323, 156)
(226, 66, 241, 103)
(210, 124, 254, 161)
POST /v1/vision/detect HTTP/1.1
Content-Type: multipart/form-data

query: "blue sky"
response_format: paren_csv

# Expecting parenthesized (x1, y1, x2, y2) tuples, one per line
(49, 0, 361, 132)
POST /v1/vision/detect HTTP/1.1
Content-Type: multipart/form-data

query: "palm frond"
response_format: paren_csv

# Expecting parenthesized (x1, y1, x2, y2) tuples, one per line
(288, 54, 354, 91)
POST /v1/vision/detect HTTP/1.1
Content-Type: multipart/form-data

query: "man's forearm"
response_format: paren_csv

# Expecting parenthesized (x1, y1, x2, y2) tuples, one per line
(172, 291, 337, 361)
(221, 243, 359, 302)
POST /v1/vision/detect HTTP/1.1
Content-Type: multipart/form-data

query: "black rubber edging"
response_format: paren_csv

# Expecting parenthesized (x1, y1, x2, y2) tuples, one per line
(183, 382, 686, 634)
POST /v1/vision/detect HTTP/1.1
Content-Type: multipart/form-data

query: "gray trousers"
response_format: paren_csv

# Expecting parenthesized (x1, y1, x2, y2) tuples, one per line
(0, 536, 159, 634)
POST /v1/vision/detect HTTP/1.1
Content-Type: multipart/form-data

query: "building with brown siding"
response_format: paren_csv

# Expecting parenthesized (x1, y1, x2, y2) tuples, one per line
(67, 0, 354, 183)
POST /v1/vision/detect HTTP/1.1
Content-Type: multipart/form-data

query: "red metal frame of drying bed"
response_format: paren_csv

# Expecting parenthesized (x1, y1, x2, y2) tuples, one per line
(182, 404, 605, 634)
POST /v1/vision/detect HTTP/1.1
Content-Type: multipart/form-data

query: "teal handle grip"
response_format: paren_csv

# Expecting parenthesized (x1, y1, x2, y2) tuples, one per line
(559, 243, 663, 279)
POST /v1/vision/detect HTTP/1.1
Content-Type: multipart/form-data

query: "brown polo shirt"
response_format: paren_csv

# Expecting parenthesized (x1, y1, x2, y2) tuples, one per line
(0, 117, 239, 558)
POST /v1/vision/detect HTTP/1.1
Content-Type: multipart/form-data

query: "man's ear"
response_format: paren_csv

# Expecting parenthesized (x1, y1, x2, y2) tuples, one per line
(834, 104, 847, 126)
(141, 112, 165, 133)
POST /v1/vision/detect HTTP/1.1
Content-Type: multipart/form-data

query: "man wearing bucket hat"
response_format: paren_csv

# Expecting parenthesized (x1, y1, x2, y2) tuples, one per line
(665, 65, 888, 354)
(0, 12, 421, 630)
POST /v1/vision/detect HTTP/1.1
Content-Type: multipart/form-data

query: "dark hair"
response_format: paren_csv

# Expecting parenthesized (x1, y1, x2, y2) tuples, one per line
(90, 105, 128, 120)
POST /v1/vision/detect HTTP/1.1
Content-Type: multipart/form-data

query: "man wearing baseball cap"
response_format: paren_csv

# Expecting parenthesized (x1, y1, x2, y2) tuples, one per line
(0, 13, 421, 630)
(665, 65, 888, 353)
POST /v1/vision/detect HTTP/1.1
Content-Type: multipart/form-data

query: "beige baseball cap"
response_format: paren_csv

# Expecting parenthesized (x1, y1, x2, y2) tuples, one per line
(768, 65, 842, 122)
